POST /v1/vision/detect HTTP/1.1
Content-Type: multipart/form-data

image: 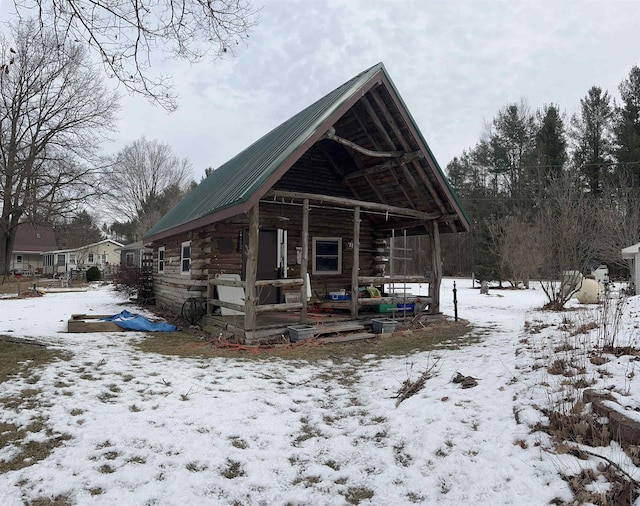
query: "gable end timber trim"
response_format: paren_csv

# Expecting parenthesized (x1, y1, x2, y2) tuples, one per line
(270, 190, 440, 221)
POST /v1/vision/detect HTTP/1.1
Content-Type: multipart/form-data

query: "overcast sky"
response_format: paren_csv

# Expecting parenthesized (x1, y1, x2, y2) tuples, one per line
(4, 0, 640, 182)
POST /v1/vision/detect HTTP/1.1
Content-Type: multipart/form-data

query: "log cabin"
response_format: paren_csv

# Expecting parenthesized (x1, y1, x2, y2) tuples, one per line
(143, 62, 470, 343)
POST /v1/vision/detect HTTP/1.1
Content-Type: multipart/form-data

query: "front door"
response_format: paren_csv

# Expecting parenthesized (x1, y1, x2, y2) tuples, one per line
(243, 228, 279, 305)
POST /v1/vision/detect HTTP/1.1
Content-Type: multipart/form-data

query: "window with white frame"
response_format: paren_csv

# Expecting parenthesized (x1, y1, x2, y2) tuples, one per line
(181, 241, 191, 274)
(158, 247, 165, 273)
(87, 253, 94, 263)
(312, 237, 342, 275)
(57, 254, 66, 266)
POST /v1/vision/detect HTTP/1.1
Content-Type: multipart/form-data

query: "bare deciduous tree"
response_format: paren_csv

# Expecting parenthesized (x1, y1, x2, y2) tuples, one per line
(534, 171, 600, 308)
(9, 0, 259, 110)
(491, 217, 542, 289)
(594, 180, 640, 271)
(0, 20, 119, 276)
(106, 137, 193, 239)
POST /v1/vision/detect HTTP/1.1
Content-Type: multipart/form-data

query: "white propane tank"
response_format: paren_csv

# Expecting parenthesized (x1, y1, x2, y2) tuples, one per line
(574, 277, 601, 304)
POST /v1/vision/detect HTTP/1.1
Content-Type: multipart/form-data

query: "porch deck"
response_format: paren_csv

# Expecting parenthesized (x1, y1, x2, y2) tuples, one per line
(203, 296, 431, 344)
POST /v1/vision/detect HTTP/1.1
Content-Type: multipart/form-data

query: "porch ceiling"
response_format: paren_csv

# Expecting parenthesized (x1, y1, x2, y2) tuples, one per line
(272, 82, 465, 235)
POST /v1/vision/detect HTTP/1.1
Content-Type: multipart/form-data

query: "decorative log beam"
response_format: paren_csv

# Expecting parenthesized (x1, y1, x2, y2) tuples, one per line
(270, 190, 440, 220)
(255, 278, 304, 288)
(324, 127, 403, 158)
(209, 299, 245, 314)
(427, 221, 442, 314)
(256, 302, 304, 313)
(370, 88, 453, 229)
(349, 107, 395, 207)
(209, 277, 245, 288)
(361, 95, 430, 210)
(244, 204, 259, 332)
(317, 142, 364, 201)
(358, 96, 417, 209)
(344, 151, 425, 180)
(358, 274, 433, 285)
(300, 198, 309, 324)
(351, 206, 360, 318)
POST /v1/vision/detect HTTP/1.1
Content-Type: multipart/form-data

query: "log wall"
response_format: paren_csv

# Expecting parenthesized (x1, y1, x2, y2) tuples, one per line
(149, 205, 383, 315)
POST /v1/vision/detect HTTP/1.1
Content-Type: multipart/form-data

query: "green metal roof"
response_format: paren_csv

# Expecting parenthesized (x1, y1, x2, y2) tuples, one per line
(144, 63, 387, 241)
(144, 62, 470, 241)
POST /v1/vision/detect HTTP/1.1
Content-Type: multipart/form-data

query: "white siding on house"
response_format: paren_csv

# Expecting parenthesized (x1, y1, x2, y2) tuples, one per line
(622, 243, 640, 294)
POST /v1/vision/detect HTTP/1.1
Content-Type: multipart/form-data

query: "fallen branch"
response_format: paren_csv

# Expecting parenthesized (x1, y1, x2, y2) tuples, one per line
(569, 444, 640, 487)
(394, 359, 440, 407)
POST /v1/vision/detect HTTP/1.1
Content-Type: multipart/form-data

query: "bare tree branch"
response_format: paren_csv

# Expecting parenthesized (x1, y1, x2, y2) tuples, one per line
(11, 0, 260, 110)
(0, 19, 119, 275)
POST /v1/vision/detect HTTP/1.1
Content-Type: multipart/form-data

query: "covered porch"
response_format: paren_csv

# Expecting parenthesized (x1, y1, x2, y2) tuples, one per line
(206, 189, 442, 344)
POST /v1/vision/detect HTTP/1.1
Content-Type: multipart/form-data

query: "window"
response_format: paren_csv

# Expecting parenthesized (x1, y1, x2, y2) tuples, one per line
(125, 253, 134, 266)
(312, 237, 342, 275)
(69, 254, 76, 265)
(181, 241, 191, 274)
(16, 255, 23, 264)
(87, 253, 94, 263)
(44, 254, 54, 267)
(158, 247, 165, 273)
(57, 254, 66, 266)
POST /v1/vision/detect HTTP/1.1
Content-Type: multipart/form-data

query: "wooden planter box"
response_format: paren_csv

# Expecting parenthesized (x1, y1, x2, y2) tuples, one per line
(68, 314, 125, 333)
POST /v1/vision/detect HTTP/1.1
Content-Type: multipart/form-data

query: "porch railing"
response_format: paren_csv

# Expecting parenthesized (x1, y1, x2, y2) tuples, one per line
(207, 274, 432, 319)
(207, 277, 305, 316)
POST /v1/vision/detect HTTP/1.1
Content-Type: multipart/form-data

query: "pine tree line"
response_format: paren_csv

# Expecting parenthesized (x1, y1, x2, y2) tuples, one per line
(400, 66, 640, 297)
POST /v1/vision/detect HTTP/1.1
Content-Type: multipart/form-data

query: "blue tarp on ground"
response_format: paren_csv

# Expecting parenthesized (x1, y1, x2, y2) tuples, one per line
(101, 310, 177, 332)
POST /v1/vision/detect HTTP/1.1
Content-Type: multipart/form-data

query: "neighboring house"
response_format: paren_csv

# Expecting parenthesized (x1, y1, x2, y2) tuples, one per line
(116, 241, 149, 268)
(143, 62, 470, 343)
(10, 223, 57, 275)
(622, 243, 640, 294)
(43, 239, 124, 276)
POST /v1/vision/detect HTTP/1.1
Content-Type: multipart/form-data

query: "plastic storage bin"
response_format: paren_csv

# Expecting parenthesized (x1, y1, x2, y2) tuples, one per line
(371, 318, 398, 334)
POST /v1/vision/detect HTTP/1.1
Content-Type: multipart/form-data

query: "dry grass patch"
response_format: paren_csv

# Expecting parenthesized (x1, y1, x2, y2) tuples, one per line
(0, 340, 72, 474)
(134, 320, 471, 361)
(0, 339, 68, 384)
(0, 420, 71, 474)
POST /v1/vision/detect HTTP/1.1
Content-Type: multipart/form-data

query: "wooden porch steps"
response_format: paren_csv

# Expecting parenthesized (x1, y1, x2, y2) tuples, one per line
(314, 322, 366, 335)
(320, 332, 377, 344)
(311, 322, 377, 344)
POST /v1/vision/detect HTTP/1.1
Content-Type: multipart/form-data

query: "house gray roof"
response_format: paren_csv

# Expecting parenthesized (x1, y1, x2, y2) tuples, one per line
(144, 62, 468, 241)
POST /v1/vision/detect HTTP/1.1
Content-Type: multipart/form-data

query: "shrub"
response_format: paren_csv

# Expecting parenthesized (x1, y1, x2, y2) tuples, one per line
(86, 266, 101, 282)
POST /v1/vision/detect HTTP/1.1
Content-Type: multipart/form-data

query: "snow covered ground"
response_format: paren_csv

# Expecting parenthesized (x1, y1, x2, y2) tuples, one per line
(0, 279, 639, 505)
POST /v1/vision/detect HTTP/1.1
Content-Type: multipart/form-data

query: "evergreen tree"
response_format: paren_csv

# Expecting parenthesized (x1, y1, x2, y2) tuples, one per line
(534, 104, 567, 187)
(570, 87, 614, 194)
(55, 211, 104, 249)
(485, 100, 536, 202)
(614, 65, 640, 186)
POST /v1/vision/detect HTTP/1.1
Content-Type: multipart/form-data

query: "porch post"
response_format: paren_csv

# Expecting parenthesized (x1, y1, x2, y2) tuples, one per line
(428, 221, 442, 314)
(244, 203, 259, 333)
(351, 206, 361, 318)
(299, 199, 309, 324)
